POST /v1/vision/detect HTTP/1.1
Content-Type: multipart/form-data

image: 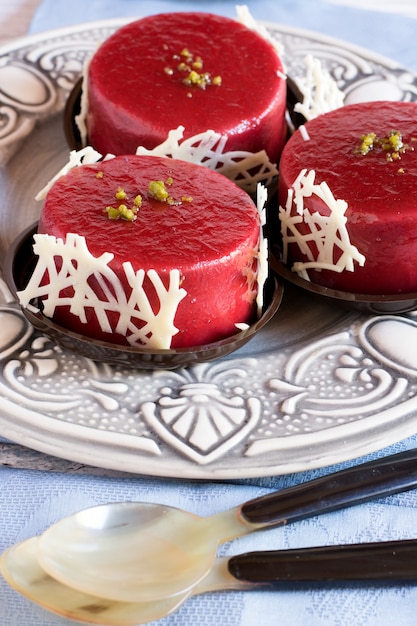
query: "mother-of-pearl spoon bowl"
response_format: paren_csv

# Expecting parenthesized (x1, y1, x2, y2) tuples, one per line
(0, 537, 252, 626)
(2, 536, 417, 625)
(35, 449, 417, 603)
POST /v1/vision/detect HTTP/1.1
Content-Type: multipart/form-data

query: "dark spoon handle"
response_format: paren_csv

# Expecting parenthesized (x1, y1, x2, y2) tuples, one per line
(228, 539, 417, 584)
(241, 448, 417, 525)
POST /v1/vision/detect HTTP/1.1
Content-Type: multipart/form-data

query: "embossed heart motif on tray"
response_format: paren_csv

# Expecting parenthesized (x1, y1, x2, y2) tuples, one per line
(141, 362, 262, 464)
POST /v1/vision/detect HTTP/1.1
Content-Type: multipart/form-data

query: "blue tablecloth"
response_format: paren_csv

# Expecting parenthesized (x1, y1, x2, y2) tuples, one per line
(2, 2, 417, 625)
(28, 0, 417, 72)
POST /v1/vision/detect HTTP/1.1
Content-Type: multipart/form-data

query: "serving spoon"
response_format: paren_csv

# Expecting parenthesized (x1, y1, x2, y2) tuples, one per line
(35, 448, 417, 603)
(3, 536, 417, 626)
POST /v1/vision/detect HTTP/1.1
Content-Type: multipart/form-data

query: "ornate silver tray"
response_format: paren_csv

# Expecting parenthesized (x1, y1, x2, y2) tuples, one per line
(1, 19, 417, 478)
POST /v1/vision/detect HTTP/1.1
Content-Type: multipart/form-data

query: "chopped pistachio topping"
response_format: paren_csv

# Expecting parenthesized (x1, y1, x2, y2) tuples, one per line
(105, 206, 121, 220)
(177, 61, 190, 72)
(164, 47, 222, 91)
(148, 177, 193, 206)
(148, 180, 169, 201)
(115, 187, 127, 200)
(381, 130, 406, 162)
(123, 207, 137, 220)
(183, 70, 212, 88)
(381, 130, 404, 153)
(104, 187, 141, 221)
(192, 58, 203, 70)
(359, 132, 377, 155)
(105, 179, 193, 220)
(180, 48, 192, 60)
(357, 129, 414, 163)
(105, 204, 138, 221)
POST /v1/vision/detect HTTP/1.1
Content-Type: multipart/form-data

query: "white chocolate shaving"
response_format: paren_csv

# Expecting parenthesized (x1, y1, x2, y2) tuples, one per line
(236, 4, 285, 58)
(279, 169, 366, 280)
(294, 55, 345, 121)
(35, 147, 103, 201)
(299, 125, 310, 141)
(235, 322, 250, 331)
(17, 233, 187, 350)
(136, 126, 278, 194)
(255, 182, 268, 316)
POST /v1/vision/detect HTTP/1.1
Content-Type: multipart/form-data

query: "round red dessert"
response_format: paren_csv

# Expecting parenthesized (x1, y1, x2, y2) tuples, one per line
(29, 155, 263, 349)
(278, 101, 417, 295)
(85, 12, 287, 165)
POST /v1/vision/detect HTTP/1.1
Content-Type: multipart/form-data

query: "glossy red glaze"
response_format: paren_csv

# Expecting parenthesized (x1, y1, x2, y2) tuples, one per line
(278, 101, 417, 294)
(86, 12, 287, 162)
(38, 155, 261, 348)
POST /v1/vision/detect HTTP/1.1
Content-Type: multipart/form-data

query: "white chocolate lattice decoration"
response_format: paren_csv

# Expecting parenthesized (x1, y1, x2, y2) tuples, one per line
(136, 126, 278, 195)
(255, 182, 268, 316)
(279, 169, 366, 280)
(17, 233, 187, 349)
(236, 4, 285, 58)
(294, 55, 345, 121)
(35, 147, 104, 201)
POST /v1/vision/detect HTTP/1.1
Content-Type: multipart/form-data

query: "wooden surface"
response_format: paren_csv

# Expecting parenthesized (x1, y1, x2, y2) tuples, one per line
(0, 443, 136, 475)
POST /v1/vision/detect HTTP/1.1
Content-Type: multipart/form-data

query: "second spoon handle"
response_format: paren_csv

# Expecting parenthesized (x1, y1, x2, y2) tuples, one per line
(240, 448, 417, 525)
(228, 539, 417, 584)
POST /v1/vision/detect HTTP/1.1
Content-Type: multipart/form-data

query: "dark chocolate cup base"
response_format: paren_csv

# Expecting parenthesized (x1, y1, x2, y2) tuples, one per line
(4, 223, 284, 370)
(269, 241, 417, 315)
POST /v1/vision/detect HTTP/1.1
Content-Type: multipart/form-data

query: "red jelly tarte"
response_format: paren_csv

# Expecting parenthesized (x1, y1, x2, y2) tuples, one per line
(18, 153, 266, 350)
(82, 12, 287, 190)
(278, 100, 417, 295)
